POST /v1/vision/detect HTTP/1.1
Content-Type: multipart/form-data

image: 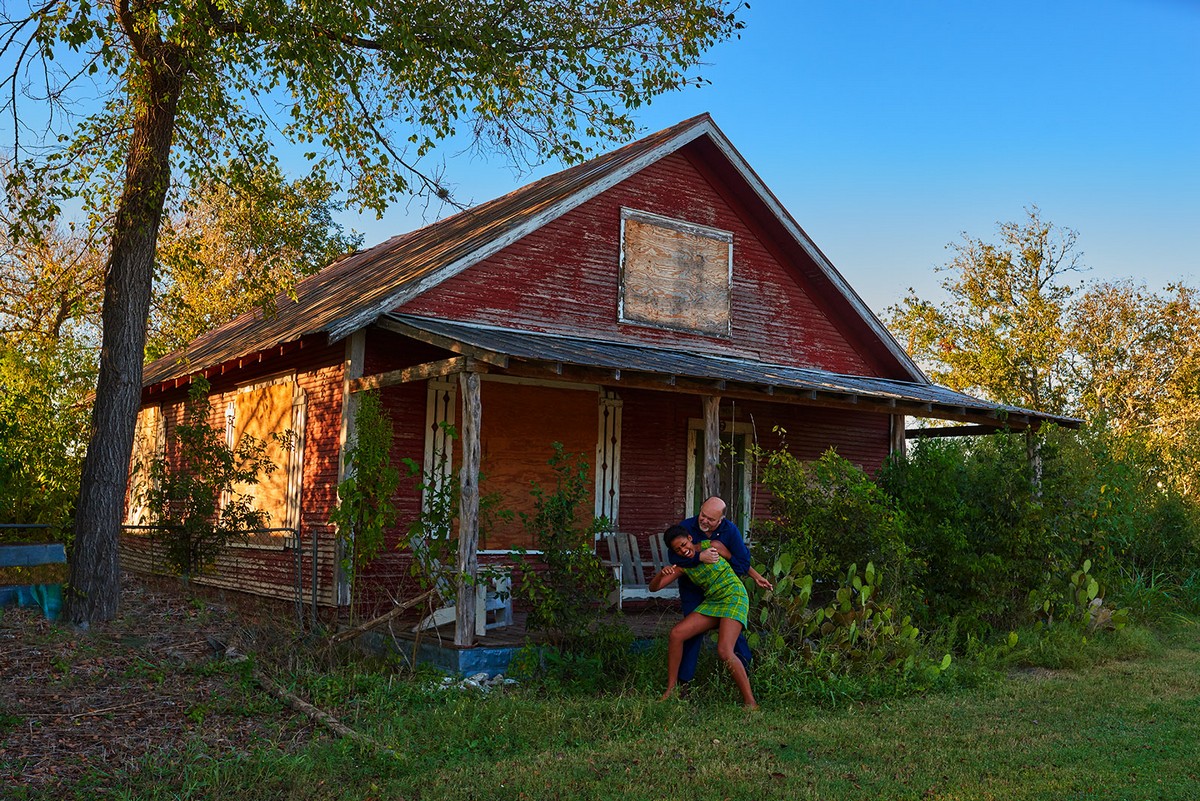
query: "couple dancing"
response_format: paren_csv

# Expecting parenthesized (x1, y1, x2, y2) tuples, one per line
(649, 496, 772, 708)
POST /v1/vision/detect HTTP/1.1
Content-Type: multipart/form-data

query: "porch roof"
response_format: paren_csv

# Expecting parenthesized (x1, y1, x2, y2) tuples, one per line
(379, 314, 1081, 431)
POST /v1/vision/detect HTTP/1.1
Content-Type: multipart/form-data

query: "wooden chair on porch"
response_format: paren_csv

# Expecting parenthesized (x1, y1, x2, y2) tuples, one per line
(412, 540, 513, 637)
(599, 531, 679, 610)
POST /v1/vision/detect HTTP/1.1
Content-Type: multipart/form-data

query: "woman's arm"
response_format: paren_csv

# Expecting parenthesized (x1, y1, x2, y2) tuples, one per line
(747, 566, 774, 591)
(649, 564, 685, 592)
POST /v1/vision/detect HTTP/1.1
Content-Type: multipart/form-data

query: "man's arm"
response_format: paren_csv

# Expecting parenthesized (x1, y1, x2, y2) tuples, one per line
(714, 521, 751, 575)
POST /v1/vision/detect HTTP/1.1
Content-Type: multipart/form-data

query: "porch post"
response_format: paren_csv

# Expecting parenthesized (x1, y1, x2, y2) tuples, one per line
(1025, 428, 1043, 496)
(335, 330, 367, 608)
(702, 395, 721, 499)
(889, 414, 906, 455)
(455, 371, 482, 647)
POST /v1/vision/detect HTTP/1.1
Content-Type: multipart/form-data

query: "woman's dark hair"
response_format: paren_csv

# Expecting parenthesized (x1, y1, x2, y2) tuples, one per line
(662, 524, 691, 546)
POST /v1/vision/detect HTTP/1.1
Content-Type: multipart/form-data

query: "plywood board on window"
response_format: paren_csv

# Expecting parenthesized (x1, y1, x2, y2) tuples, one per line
(479, 381, 597, 550)
(620, 208, 732, 337)
(233, 381, 294, 527)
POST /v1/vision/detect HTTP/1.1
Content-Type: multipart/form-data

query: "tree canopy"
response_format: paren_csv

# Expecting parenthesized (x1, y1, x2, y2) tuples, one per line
(887, 206, 1082, 416)
(1, 0, 746, 622)
(888, 208, 1200, 499)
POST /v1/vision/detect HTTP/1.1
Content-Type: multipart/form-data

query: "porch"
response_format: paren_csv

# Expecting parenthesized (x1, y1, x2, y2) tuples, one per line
(352, 602, 681, 678)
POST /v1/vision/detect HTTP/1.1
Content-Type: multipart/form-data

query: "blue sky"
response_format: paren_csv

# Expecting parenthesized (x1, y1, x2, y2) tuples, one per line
(349, 0, 1200, 317)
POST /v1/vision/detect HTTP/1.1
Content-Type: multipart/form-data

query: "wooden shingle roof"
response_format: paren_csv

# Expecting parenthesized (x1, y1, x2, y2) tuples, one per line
(142, 114, 919, 387)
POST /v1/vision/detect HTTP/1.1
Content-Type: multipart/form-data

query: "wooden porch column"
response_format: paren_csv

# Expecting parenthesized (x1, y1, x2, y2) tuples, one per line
(702, 395, 721, 499)
(889, 414, 906, 455)
(455, 371, 482, 647)
(1025, 428, 1043, 496)
(335, 330, 366, 608)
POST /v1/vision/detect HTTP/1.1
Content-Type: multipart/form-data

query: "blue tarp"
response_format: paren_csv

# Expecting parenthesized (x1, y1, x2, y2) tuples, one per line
(0, 543, 66, 620)
(0, 583, 63, 620)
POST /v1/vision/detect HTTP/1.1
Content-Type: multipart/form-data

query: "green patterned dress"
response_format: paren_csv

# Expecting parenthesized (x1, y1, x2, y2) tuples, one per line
(684, 540, 749, 627)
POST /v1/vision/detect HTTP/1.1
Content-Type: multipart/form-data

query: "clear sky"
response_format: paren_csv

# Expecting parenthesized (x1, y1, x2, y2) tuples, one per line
(346, 0, 1200, 318)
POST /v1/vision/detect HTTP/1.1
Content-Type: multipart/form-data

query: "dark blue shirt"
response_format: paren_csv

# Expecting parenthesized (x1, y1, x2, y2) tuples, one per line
(668, 515, 751, 614)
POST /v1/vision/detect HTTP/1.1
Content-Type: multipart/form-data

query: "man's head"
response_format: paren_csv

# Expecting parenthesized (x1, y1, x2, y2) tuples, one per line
(697, 496, 727, 534)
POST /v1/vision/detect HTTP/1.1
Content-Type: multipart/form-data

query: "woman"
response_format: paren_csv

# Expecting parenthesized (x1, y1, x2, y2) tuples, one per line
(648, 524, 765, 708)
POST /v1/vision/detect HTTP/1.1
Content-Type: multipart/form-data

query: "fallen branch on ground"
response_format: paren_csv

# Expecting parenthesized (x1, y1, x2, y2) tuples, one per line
(327, 588, 436, 646)
(253, 667, 397, 757)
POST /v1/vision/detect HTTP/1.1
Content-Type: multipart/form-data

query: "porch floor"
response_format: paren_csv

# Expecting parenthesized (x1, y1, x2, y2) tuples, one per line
(360, 602, 683, 677)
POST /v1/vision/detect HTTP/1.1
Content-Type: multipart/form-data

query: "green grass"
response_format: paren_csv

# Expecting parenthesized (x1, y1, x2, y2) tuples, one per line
(93, 623, 1200, 801)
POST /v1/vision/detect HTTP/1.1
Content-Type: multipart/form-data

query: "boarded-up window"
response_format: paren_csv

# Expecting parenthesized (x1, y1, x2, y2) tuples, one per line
(479, 381, 598, 550)
(619, 207, 733, 337)
(231, 379, 303, 535)
(126, 404, 164, 525)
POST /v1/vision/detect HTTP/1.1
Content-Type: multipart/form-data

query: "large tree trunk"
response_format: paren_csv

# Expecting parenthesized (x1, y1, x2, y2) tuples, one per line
(66, 67, 183, 624)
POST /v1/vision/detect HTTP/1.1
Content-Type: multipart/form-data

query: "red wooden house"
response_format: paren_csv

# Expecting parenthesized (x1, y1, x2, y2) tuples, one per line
(123, 114, 1073, 645)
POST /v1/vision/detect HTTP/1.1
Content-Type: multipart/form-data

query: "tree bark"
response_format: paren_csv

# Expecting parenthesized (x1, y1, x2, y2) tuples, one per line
(66, 62, 184, 624)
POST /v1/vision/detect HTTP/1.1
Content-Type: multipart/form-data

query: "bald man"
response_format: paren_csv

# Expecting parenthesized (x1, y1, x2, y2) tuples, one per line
(667, 496, 772, 691)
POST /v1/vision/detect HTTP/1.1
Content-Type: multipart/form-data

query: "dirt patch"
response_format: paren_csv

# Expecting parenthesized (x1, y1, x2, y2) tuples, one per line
(0, 573, 319, 793)
(1009, 665, 1076, 681)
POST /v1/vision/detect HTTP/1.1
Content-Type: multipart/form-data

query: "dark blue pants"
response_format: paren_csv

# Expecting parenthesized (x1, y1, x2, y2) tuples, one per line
(678, 626, 752, 683)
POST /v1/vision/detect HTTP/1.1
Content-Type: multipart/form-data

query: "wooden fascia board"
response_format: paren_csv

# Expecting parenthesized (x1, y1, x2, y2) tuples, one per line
(349, 356, 488, 393)
(700, 130, 925, 383)
(906, 424, 1007, 439)
(373, 318, 510, 367)
(497, 358, 1030, 427)
(325, 124, 716, 344)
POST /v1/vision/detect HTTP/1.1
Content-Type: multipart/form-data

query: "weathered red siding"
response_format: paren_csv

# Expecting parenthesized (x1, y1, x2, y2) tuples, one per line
(122, 341, 347, 618)
(397, 150, 888, 377)
(610, 387, 891, 555)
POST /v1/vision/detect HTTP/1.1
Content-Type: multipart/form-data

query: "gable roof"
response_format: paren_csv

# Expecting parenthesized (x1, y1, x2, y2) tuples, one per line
(143, 114, 922, 387)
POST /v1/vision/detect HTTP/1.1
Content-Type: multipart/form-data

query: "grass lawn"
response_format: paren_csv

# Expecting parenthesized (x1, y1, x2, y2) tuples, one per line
(103, 623, 1200, 801)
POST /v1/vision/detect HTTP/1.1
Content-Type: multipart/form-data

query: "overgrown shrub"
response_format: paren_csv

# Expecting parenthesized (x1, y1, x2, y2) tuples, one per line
(1039, 424, 1200, 618)
(513, 443, 615, 651)
(755, 447, 915, 604)
(745, 557, 950, 702)
(878, 433, 1059, 634)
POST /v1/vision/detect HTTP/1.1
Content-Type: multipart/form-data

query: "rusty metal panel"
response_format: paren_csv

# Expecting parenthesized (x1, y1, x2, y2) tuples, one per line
(377, 314, 1080, 428)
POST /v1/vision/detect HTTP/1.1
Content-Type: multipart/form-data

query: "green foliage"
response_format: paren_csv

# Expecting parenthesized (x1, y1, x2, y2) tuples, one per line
(6, 0, 747, 231)
(1031, 558, 1130, 633)
(513, 443, 614, 650)
(750, 557, 950, 694)
(878, 433, 1060, 634)
(330, 392, 400, 613)
(886, 206, 1080, 415)
(754, 445, 915, 602)
(0, 338, 92, 535)
(139, 378, 280, 576)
